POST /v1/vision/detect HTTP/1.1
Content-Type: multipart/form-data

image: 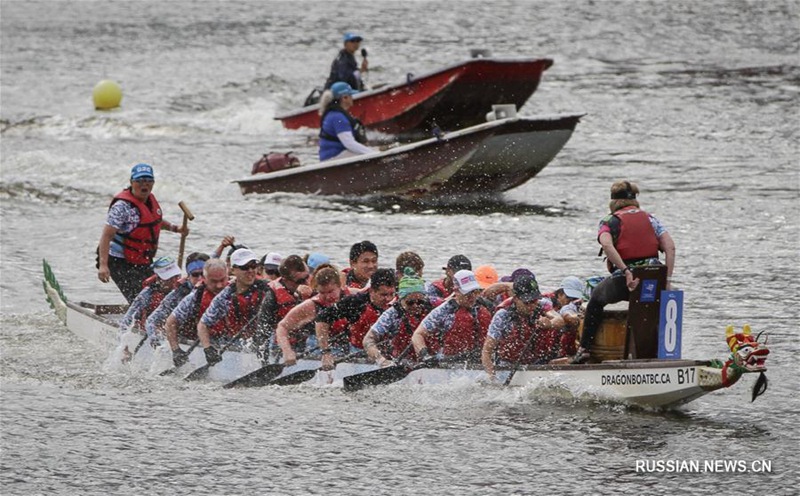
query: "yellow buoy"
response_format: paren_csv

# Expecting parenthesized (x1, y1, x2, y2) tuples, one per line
(92, 80, 122, 110)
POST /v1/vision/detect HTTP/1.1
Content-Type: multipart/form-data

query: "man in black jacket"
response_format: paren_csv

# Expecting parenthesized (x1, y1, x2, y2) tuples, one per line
(324, 32, 367, 91)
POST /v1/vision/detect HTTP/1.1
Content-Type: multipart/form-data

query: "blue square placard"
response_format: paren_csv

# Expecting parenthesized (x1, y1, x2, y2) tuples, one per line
(640, 279, 657, 303)
(658, 290, 683, 359)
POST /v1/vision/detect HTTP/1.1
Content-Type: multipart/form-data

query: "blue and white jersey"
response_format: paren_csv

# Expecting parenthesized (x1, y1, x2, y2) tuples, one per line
(119, 286, 156, 333)
(145, 281, 193, 338)
(106, 201, 141, 258)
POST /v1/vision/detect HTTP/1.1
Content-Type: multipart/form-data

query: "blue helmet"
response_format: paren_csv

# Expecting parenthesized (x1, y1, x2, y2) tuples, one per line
(330, 81, 357, 99)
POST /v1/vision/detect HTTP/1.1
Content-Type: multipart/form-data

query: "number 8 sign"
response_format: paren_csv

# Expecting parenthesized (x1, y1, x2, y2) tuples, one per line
(658, 290, 683, 359)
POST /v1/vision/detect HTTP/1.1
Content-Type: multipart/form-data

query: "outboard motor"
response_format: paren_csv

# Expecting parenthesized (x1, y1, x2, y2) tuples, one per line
(251, 152, 301, 175)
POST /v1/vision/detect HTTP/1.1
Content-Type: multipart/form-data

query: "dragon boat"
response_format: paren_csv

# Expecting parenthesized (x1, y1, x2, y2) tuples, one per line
(42, 260, 769, 409)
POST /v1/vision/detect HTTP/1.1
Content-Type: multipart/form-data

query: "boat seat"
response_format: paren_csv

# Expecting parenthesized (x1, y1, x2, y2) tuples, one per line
(624, 265, 668, 359)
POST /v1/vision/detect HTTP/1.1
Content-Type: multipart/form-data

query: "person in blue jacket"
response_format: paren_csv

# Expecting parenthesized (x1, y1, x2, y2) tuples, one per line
(318, 82, 376, 161)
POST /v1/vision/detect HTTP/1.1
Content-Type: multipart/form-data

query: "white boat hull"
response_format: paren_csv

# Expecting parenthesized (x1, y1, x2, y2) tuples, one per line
(43, 262, 761, 409)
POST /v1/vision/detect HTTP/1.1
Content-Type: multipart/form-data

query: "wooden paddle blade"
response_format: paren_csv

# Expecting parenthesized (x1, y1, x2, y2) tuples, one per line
(268, 368, 318, 386)
(343, 365, 410, 392)
(183, 364, 211, 382)
(751, 372, 768, 402)
(222, 364, 285, 389)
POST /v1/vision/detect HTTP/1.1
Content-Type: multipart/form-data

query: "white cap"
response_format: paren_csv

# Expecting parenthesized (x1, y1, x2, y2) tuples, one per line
(230, 248, 258, 268)
(152, 257, 181, 280)
(560, 276, 585, 299)
(262, 252, 283, 268)
(453, 269, 480, 294)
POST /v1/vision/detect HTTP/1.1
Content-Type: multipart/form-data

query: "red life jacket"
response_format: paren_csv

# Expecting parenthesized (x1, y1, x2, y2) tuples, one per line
(110, 189, 162, 265)
(612, 206, 659, 263)
(437, 301, 492, 356)
(348, 302, 383, 349)
(494, 298, 560, 363)
(180, 284, 226, 339)
(268, 279, 302, 322)
(137, 284, 167, 330)
(221, 281, 268, 339)
(343, 268, 367, 289)
(386, 305, 437, 360)
(430, 279, 451, 298)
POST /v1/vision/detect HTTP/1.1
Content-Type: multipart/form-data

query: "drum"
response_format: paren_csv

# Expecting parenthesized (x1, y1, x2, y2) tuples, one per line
(578, 309, 628, 362)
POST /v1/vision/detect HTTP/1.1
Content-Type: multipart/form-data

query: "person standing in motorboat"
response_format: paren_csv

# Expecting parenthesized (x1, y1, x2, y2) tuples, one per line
(318, 82, 376, 161)
(96, 163, 188, 303)
(324, 32, 367, 91)
(571, 180, 676, 364)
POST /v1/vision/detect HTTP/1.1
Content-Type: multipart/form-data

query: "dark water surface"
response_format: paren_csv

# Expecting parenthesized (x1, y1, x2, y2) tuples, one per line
(2, 1, 798, 494)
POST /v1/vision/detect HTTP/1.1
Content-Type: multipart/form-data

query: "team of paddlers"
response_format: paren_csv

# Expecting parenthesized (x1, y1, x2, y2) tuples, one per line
(121, 241, 590, 381)
(100, 164, 675, 377)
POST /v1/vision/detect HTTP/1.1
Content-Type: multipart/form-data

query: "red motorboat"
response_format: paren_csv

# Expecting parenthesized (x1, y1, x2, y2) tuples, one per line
(274, 57, 553, 135)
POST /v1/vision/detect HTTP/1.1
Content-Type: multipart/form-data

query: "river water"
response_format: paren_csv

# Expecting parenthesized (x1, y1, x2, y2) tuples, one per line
(1, 1, 798, 494)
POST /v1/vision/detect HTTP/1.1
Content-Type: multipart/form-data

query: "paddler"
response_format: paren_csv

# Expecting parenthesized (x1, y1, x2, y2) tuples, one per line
(252, 255, 312, 359)
(318, 82, 376, 161)
(196, 248, 270, 366)
(480, 275, 565, 381)
(363, 268, 442, 367)
(315, 268, 397, 370)
(274, 264, 356, 366)
(97, 163, 188, 303)
(572, 180, 676, 364)
(144, 252, 208, 344)
(118, 257, 182, 359)
(165, 258, 229, 368)
(341, 240, 379, 289)
(411, 269, 493, 364)
(427, 255, 472, 299)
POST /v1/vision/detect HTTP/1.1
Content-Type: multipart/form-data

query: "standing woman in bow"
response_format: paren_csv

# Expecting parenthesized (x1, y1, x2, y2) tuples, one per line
(318, 82, 376, 162)
(97, 163, 188, 303)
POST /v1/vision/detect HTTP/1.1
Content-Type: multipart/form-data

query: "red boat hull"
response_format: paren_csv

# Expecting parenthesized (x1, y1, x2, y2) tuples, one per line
(275, 58, 553, 135)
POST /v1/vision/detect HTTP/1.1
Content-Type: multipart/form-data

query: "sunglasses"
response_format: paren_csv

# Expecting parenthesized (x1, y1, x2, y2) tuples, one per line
(189, 271, 204, 278)
(293, 274, 310, 284)
(235, 262, 259, 271)
(405, 299, 426, 306)
(133, 178, 154, 184)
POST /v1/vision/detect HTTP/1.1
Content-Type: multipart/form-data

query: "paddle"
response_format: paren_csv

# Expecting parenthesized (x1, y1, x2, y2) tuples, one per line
(342, 343, 415, 392)
(503, 330, 537, 386)
(176, 201, 194, 269)
(159, 339, 201, 376)
(267, 351, 366, 387)
(221, 362, 286, 389)
(184, 295, 269, 382)
(360, 48, 369, 88)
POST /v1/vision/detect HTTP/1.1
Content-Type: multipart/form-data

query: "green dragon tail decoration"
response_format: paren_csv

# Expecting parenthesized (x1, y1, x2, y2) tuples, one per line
(42, 259, 68, 323)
